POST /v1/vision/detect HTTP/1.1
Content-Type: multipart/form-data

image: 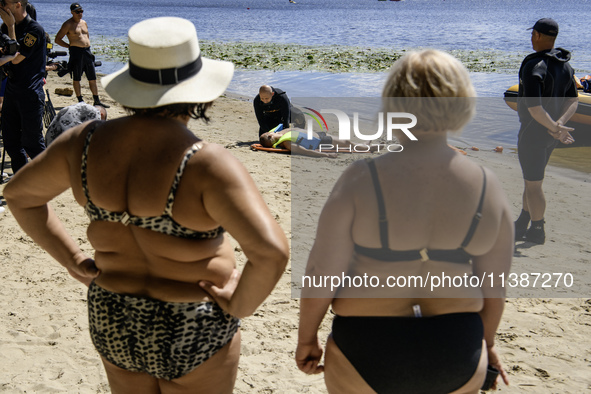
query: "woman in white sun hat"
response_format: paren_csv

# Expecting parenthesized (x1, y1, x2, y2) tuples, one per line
(5, 17, 288, 393)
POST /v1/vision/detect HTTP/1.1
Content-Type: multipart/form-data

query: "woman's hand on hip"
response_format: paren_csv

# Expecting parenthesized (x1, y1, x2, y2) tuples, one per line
(67, 257, 100, 287)
(199, 268, 241, 313)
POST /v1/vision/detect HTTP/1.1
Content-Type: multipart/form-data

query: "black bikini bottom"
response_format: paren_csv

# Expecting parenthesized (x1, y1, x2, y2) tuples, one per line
(332, 312, 483, 393)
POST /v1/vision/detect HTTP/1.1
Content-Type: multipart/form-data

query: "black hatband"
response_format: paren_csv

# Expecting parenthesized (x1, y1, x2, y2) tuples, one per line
(129, 55, 203, 85)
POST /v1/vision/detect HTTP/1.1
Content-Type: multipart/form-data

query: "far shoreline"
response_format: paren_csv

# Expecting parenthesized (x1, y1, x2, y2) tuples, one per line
(68, 68, 591, 179)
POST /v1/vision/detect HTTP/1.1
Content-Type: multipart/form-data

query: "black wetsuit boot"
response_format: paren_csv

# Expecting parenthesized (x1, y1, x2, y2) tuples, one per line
(514, 209, 530, 241)
(524, 219, 545, 245)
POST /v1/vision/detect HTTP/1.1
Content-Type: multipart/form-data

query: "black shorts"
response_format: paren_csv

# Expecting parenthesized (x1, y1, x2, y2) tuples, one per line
(69, 46, 97, 81)
(517, 122, 558, 181)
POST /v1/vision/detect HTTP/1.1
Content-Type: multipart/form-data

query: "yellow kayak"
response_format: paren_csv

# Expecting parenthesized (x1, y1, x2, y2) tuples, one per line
(503, 84, 591, 125)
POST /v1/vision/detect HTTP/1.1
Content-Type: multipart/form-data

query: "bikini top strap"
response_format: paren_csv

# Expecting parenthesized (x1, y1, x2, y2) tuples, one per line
(81, 120, 105, 202)
(460, 167, 487, 248)
(365, 158, 389, 249)
(163, 143, 202, 215)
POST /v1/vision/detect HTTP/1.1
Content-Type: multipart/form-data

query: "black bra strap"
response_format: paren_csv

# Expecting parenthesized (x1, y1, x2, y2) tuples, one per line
(364, 160, 486, 251)
(460, 167, 487, 248)
(365, 159, 389, 249)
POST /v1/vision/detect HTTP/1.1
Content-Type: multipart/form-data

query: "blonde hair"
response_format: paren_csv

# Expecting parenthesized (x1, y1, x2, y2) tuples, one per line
(382, 50, 476, 132)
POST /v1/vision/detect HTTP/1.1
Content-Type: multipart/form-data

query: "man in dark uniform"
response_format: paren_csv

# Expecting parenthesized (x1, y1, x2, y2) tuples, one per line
(514, 18, 578, 244)
(0, 0, 46, 174)
(253, 84, 305, 136)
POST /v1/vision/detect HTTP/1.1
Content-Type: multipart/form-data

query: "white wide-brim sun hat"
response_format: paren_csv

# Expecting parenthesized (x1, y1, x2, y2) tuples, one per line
(101, 17, 234, 108)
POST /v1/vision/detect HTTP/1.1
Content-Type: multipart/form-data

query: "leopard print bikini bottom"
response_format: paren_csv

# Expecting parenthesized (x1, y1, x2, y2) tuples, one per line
(87, 281, 240, 380)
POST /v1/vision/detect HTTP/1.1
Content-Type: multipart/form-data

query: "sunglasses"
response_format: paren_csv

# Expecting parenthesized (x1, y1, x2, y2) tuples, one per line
(74, 10, 83, 14)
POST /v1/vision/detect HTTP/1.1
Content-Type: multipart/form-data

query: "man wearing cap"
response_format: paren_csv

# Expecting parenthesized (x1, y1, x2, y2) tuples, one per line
(0, 0, 47, 174)
(55, 3, 109, 107)
(514, 18, 578, 244)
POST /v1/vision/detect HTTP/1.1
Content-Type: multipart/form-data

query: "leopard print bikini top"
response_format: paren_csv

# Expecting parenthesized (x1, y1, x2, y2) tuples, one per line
(81, 121, 224, 240)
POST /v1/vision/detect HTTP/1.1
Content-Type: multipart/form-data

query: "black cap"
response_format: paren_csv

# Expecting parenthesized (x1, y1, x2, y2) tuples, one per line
(528, 18, 559, 37)
(70, 3, 82, 12)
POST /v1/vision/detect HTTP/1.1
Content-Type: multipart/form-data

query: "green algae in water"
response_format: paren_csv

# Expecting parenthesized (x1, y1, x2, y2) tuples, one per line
(87, 37, 536, 74)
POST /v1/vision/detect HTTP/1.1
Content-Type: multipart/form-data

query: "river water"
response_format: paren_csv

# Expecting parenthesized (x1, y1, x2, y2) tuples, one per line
(31, 0, 591, 172)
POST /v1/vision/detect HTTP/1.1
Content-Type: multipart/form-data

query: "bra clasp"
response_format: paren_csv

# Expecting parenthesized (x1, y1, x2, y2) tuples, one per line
(419, 248, 429, 262)
(121, 212, 131, 226)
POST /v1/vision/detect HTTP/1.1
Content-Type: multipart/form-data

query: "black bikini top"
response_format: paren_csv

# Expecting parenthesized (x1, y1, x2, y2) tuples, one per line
(354, 159, 486, 264)
(81, 121, 224, 240)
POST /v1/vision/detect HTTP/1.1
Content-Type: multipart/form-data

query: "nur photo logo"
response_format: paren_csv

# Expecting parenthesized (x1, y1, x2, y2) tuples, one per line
(300, 107, 417, 152)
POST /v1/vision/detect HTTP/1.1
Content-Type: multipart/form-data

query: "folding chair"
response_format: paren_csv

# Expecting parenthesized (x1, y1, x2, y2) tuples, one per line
(0, 124, 6, 184)
(43, 89, 57, 129)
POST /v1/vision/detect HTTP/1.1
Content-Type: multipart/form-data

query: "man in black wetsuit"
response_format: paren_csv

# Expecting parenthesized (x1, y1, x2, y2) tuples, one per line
(514, 18, 578, 244)
(0, 0, 46, 174)
(253, 85, 304, 136)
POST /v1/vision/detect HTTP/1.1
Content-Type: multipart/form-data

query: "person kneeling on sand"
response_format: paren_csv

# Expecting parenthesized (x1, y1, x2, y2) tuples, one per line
(260, 128, 384, 158)
(253, 85, 305, 136)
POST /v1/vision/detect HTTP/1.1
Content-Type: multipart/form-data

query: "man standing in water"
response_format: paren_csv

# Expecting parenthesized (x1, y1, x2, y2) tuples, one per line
(55, 2, 109, 107)
(514, 18, 578, 244)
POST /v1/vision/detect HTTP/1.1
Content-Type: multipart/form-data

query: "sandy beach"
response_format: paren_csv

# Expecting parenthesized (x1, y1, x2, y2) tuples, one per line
(0, 72, 589, 393)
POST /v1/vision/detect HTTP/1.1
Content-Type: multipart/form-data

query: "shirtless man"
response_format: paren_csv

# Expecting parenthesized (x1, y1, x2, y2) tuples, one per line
(55, 3, 109, 107)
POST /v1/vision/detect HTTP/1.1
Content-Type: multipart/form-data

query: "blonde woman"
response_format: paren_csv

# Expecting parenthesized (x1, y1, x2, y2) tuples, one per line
(297, 50, 512, 393)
